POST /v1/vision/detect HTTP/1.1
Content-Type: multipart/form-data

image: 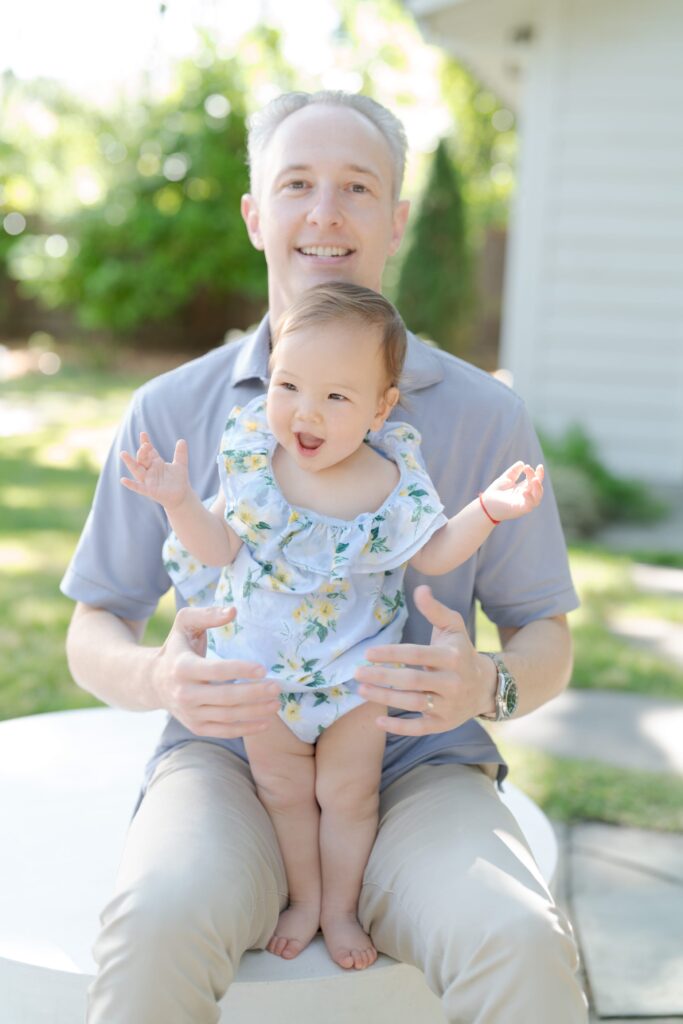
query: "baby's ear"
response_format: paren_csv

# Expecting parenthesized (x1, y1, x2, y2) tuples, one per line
(372, 386, 400, 429)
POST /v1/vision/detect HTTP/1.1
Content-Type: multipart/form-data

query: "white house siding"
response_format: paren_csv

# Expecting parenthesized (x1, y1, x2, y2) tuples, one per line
(500, 0, 683, 483)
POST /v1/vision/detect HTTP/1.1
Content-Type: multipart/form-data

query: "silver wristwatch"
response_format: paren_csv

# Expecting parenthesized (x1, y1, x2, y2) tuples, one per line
(478, 653, 518, 722)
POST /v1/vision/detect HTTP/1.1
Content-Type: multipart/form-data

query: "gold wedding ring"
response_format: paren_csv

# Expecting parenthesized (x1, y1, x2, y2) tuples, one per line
(425, 692, 435, 713)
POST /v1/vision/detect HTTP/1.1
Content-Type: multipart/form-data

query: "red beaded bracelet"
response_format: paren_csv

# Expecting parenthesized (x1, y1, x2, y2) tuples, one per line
(479, 492, 500, 525)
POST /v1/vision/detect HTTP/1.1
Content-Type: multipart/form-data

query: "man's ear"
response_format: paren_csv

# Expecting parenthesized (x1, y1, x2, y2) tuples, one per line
(241, 193, 264, 251)
(372, 386, 400, 430)
(388, 199, 410, 257)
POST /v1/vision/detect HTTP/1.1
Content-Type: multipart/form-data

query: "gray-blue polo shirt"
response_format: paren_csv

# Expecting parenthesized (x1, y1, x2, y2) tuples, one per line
(61, 317, 579, 791)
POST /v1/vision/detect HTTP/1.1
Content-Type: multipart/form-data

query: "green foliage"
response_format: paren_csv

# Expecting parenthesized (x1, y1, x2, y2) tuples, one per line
(58, 51, 267, 340)
(395, 139, 472, 356)
(541, 426, 665, 537)
(439, 59, 517, 235)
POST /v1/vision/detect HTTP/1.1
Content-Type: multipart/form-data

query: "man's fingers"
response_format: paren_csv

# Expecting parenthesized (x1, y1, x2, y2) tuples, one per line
(176, 605, 236, 632)
(373, 714, 430, 737)
(357, 680, 433, 712)
(413, 585, 468, 636)
(360, 643, 453, 670)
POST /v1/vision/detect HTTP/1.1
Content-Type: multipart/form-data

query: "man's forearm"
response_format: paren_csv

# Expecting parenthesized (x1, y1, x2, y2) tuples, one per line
(492, 615, 573, 719)
(66, 603, 162, 711)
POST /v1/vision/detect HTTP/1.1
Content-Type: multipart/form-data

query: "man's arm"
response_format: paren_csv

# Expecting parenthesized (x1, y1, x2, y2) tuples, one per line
(354, 586, 572, 734)
(66, 602, 281, 736)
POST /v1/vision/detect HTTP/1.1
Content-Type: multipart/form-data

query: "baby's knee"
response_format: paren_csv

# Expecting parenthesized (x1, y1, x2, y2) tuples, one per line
(315, 768, 380, 818)
(252, 760, 316, 813)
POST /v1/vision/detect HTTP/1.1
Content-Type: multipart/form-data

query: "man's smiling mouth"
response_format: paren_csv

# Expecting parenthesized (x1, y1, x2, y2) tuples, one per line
(297, 246, 353, 257)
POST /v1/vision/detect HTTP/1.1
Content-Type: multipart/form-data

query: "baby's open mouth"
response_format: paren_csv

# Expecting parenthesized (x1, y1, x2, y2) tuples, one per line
(296, 432, 324, 452)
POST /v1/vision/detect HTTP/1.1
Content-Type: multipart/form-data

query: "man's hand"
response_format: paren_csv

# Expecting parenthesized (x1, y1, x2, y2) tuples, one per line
(354, 585, 496, 735)
(152, 605, 281, 738)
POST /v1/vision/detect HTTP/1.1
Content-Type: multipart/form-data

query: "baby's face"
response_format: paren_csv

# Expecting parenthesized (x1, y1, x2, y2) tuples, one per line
(267, 320, 396, 473)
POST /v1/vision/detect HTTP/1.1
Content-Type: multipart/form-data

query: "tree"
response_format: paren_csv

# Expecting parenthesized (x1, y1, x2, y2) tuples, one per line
(58, 48, 269, 349)
(395, 139, 472, 357)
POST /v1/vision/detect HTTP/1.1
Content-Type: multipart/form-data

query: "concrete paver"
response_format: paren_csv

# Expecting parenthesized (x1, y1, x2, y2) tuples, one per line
(551, 823, 683, 1021)
(570, 824, 683, 1018)
(608, 614, 683, 667)
(492, 688, 683, 776)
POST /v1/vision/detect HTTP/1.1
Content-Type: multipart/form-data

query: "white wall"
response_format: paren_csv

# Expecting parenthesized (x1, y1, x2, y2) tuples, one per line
(500, 0, 683, 483)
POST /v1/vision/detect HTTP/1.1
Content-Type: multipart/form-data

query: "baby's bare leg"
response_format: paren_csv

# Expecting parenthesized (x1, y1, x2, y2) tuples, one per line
(244, 717, 321, 960)
(315, 701, 386, 970)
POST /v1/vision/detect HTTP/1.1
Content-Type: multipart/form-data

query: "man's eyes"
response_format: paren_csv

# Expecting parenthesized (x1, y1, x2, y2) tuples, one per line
(284, 180, 308, 191)
(349, 183, 369, 193)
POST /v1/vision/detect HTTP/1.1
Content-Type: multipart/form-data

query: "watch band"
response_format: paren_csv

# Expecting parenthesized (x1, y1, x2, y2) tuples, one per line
(478, 652, 518, 722)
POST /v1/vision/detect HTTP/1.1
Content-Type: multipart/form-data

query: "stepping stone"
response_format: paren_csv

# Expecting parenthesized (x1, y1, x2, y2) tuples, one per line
(570, 823, 683, 1018)
(632, 563, 683, 597)
(608, 614, 683, 668)
(492, 689, 683, 776)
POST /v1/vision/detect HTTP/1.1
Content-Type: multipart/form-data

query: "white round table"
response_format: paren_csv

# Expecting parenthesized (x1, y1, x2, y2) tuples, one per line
(0, 708, 557, 1023)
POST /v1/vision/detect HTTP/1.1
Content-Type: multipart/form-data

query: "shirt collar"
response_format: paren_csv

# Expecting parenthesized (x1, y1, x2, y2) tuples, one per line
(229, 314, 271, 387)
(229, 314, 444, 394)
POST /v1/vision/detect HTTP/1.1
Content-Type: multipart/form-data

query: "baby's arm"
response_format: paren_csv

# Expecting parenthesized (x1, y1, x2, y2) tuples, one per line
(120, 432, 242, 567)
(410, 461, 544, 577)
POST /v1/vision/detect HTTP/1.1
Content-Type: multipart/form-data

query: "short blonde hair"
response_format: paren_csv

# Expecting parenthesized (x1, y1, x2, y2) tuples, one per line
(272, 282, 407, 388)
(248, 91, 407, 202)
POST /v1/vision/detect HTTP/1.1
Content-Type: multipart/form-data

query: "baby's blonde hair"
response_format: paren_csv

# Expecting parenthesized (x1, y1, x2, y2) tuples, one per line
(271, 282, 407, 389)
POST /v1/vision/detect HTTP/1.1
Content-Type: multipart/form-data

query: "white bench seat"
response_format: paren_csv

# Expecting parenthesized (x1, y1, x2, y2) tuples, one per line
(0, 708, 557, 1023)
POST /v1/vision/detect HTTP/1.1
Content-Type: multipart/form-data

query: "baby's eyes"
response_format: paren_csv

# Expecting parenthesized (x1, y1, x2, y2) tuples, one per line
(328, 393, 347, 401)
(280, 381, 297, 391)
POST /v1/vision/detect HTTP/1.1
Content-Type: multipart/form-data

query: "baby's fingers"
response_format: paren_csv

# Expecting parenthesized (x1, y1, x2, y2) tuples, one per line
(120, 449, 149, 483)
(173, 439, 189, 468)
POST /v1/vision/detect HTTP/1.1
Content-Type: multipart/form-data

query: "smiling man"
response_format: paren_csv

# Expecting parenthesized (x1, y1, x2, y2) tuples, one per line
(62, 91, 588, 1024)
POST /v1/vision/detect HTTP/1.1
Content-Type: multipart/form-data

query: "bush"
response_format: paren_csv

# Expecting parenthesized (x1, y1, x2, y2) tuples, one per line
(541, 426, 665, 538)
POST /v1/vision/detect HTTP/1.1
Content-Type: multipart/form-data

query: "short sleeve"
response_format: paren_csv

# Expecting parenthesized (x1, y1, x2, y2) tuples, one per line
(474, 404, 579, 628)
(60, 391, 176, 619)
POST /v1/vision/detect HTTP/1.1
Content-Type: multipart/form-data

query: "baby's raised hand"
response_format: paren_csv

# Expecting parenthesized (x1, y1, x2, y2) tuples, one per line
(120, 432, 190, 509)
(480, 461, 544, 523)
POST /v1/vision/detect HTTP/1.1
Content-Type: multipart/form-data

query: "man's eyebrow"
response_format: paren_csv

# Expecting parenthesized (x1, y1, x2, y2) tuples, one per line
(274, 163, 381, 183)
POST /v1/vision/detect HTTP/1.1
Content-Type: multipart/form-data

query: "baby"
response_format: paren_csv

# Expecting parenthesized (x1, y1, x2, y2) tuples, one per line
(120, 282, 544, 972)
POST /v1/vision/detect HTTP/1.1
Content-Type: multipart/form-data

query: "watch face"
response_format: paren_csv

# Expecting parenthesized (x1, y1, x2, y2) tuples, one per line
(503, 681, 518, 717)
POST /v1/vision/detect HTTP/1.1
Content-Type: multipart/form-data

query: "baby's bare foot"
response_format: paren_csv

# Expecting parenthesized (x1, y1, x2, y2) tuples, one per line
(320, 910, 377, 970)
(266, 901, 320, 960)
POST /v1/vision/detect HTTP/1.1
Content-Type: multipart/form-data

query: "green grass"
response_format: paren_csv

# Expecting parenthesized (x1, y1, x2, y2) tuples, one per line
(501, 742, 683, 832)
(0, 357, 176, 719)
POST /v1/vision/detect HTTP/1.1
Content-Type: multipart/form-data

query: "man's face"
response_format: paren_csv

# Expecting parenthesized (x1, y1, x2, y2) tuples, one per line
(241, 104, 409, 322)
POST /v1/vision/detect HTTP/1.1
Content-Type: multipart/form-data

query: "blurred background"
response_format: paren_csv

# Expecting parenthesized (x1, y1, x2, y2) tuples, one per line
(1, 2, 681, 1016)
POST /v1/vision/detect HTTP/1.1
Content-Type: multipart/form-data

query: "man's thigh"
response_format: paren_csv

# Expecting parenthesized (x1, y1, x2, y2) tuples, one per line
(359, 763, 585, 1022)
(113, 740, 288, 949)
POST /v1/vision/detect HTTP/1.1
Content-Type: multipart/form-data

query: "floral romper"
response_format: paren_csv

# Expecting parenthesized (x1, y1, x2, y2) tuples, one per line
(163, 395, 447, 743)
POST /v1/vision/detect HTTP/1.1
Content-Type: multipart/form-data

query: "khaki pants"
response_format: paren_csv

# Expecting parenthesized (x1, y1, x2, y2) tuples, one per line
(88, 742, 588, 1024)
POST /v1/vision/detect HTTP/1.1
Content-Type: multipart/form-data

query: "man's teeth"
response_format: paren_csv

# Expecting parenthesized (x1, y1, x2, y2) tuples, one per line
(299, 246, 351, 257)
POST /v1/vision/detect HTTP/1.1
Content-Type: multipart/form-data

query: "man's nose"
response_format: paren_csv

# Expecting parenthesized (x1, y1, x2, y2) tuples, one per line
(306, 185, 343, 228)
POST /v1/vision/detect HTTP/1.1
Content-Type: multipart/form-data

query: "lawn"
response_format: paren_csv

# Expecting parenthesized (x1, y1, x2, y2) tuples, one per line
(1, 353, 681, 828)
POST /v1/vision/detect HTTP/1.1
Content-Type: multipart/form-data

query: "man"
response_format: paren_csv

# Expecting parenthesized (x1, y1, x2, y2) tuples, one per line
(62, 91, 588, 1023)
